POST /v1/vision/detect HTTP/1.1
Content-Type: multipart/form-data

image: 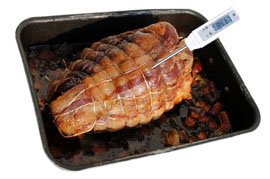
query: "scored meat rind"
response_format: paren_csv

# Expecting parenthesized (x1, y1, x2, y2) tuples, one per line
(49, 22, 193, 137)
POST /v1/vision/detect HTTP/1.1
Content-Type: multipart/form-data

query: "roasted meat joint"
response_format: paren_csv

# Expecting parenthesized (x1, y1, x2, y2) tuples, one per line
(49, 22, 194, 137)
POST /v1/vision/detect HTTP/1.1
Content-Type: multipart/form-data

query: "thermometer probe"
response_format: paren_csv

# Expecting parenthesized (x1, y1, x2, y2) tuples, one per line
(152, 7, 240, 69)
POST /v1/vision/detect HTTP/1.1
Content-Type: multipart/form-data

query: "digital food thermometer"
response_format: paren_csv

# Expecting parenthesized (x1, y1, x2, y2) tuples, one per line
(152, 7, 240, 68)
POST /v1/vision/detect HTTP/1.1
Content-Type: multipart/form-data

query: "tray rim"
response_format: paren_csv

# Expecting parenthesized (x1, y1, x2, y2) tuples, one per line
(15, 9, 261, 171)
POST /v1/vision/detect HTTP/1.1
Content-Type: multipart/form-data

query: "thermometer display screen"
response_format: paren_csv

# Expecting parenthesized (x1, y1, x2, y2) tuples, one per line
(212, 15, 232, 31)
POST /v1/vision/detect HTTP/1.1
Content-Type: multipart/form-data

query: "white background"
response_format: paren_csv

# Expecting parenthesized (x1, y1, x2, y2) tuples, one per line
(1, 0, 269, 178)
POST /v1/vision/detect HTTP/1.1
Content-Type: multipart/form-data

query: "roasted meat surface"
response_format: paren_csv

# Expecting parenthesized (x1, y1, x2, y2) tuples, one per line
(49, 22, 194, 137)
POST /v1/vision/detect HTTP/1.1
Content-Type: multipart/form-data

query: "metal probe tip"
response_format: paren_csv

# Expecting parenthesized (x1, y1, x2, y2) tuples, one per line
(152, 45, 188, 69)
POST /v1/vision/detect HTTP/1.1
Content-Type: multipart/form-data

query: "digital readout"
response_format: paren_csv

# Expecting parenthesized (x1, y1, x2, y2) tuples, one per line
(212, 15, 232, 31)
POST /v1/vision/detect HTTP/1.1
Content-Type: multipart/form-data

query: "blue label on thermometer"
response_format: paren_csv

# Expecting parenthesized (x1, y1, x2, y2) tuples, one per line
(212, 15, 232, 31)
(197, 9, 239, 41)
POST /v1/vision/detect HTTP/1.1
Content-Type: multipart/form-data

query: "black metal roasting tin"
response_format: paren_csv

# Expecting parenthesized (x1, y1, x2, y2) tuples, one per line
(16, 9, 260, 170)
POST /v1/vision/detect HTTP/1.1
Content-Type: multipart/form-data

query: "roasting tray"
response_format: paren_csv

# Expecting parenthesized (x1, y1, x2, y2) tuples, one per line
(16, 9, 260, 170)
